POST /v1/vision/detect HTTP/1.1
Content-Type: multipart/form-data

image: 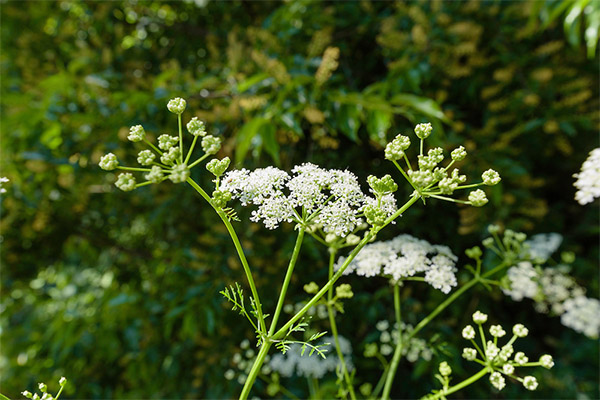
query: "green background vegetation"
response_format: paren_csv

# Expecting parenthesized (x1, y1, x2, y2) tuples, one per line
(1, 1, 598, 399)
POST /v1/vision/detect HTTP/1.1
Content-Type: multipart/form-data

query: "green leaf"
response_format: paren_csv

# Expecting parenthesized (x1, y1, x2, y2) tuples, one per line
(235, 117, 267, 163)
(237, 73, 271, 93)
(336, 104, 361, 142)
(366, 110, 392, 144)
(260, 123, 280, 165)
(390, 94, 448, 122)
(279, 113, 303, 136)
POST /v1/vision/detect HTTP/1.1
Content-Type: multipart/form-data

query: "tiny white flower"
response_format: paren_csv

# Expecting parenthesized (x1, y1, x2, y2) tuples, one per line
(224, 369, 235, 380)
(523, 376, 538, 391)
(514, 352, 528, 365)
(167, 97, 186, 114)
(489, 324, 506, 338)
(462, 347, 477, 361)
(512, 323, 529, 337)
(539, 354, 554, 369)
(472, 310, 488, 324)
(502, 363, 515, 375)
(462, 325, 476, 340)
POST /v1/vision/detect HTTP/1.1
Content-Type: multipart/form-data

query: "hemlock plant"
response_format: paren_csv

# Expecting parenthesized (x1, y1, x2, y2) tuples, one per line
(89, 97, 588, 400)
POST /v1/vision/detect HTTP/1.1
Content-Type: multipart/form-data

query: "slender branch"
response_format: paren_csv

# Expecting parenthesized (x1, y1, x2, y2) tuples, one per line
(427, 368, 488, 399)
(326, 249, 357, 400)
(184, 135, 199, 165)
(186, 177, 267, 334)
(381, 284, 403, 400)
(240, 341, 272, 400)
(268, 228, 306, 335)
(188, 153, 210, 169)
(144, 138, 163, 155)
(178, 114, 184, 164)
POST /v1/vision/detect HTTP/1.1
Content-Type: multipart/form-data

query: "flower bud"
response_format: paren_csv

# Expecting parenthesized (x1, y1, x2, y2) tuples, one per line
(439, 361, 452, 377)
(512, 324, 529, 337)
(462, 347, 477, 361)
(127, 125, 145, 142)
(472, 310, 488, 324)
(414, 123, 433, 139)
(201, 135, 222, 155)
(145, 166, 164, 184)
(99, 153, 119, 171)
(482, 169, 501, 185)
(167, 97, 186, 114)
(187, 117, 206, 137)
(115, 173, 136, 191)
(462, 325, 476, 340)
(206, 157, 231, 177)
(137, 150, 155, 166)
(168, 164, 190, 183)
(489, 371, 505, 390)
(451, 146, 467, 161)
(539, 354, 554, 369)
(523, 376, 538, 391)
(468, 189, 488, 207)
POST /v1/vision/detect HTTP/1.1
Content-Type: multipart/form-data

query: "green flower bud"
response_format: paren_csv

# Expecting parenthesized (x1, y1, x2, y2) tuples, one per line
(414, 122, 433, 139)
(206, 157, 231, 177)
(336, 283, 354, 298)
(428, 147, 444, 163)
(145, 166, 164, 183)
(489, 371, 506, 391)
(523, 376, 538, 391)
(38, 383, 47, 393)
(99, 153, 119, 171)
(472, 310, 488, 324)
(187, 117, 206, 137)
(202, 135, 222, 155)
(482, 237, 495, 248)
(468, 189, 488, 207)
(160, 147, 180, 165)
(439, 361, 452, 377)
(512, 324, 529, 337)
(367, 175, 398, 195)
(502, 364, 515, 375)
(167, 97, 186, 114)
(364, 343, 378, 358)
(384, 134, 411, 161)
(137, 150, 155, 166)
(539, 354, 554, 369)
(22, 391, 33, 399)
(169, 164, 190, 183)
(211, 189, 232, 208)
(482, 169, 501, 185)
(465, 246, 482, 259)
(451, 146, 467, 161)
(561, 251, 576, 264)
(127, 125, 145, 142)
(489, 324, 506, 338)
(59, 377, 67, 387)
(364, 204, 387, 226)
(115, 173, 136, 191)
(487, 224, 500, 234)
(158, 134, 179, 151)
(462, 347, 477, 361)
(303, 281, 319, 294)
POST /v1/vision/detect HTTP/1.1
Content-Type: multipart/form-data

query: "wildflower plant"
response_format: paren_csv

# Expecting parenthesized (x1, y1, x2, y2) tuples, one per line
(96, 97, 582, 399)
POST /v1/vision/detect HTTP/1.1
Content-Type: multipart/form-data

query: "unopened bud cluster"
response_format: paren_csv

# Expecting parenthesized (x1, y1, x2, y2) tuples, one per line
(99, 98, 224, 193)
(460, 310, 551, 392)
(22, 377, 67, 400)
(383, 122, 500, 207)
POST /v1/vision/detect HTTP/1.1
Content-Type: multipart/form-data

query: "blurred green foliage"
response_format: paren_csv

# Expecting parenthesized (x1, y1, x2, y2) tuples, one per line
(1, 1, 598, 399)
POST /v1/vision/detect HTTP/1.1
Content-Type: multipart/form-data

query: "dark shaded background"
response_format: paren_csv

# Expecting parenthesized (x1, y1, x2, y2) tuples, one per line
(1, 1, 598, 399)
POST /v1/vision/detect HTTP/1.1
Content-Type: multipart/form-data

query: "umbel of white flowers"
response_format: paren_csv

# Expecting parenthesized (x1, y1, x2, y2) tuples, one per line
(335, 234, 458, 294)
(573, 147, 600, 205)
(461, 311, 552, 392)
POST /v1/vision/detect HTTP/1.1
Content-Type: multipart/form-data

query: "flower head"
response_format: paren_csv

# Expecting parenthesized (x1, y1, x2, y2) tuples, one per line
(127, 125, 145, 142)
(462, 347, 477, 360)
(489, 325, 506, 338)
(187, 117, 206, 137)
(137, 150, 155, 166)
(158, 134, 179, 151)
(99, 153, 119, 171)
(462, 325, 476, 340)
(573, 147, 600, 205)
(145, 166, 164, 183)
(384, 134, 410, 161)
(539, 354, 554, 369)
(439, 361, 452, 377)
(169, 164, 190, 183)
(451, 146, 467, 161)
(414, 123, 433, 139)
(202, 135, 222, 155)
(523, 376, 538, 391)
(468, 189, 488, 207)
(472, 310, 488, 324)
(489, 371, 505, 390)
(115, 173, 136, 191)
(512, 323, 529, 337)
(167, 97, 186, 114)
(482, 169, 501, 185)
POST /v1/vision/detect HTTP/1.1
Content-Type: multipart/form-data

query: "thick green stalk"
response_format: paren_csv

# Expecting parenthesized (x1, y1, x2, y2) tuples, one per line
(186, 177, 267, 334)
(381, 284, 403, 400)
(240, 341, 272, 400)
(268, 228, 306, 335)
(427, 368, 488, 399)
(273, 195, 421, 341)
(326, 250, 357, 400)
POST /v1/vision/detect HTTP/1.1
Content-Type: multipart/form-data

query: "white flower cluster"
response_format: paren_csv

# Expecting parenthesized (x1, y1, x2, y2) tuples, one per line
(503, 262, 598, 338)
(221, 163, 377, 235)
(573, 147, 600, 205)
(461, 311, 550, 392)
(523, 233, 563, 262)
(269, 336, 353, 379)
(370, 320, 433, 362)
(335, 235, 458, 293)
(21, 377, 67, 400)
(561, 296, 600, 339)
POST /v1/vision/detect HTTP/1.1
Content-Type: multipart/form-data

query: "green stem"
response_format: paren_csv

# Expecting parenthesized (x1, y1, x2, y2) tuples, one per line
(456, 182, 484, 190)
(268, 228, 306, 336)
(371, 364, 390, 399)
(117, 166, 153, 172)
(188, 153, 211, 169)
(55, 386, 65, 400)
(273, 195, 421, 341)
(381, 284, 403, 400)
(406, 261, 509, 342)
(426, 194, 471, 204)
(240, 341, 272, 400)
(184, 135, 199, 165)
(178, 114, 183, 164)
(427, 368, 488, 399)
(392, 160, 419, 194)
(420, 139, 424, 156)
(144, 138, 163, 155)
(186, 177, 267, 334)
(326, 249, 357, 400)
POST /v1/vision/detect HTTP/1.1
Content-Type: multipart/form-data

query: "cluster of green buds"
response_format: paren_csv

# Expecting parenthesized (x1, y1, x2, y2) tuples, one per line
(384, 123, 500, 206)
(461, 311, 553, 392)
(99, 98, 224, 192)
(481, 225, 527, 262)
(304, 281, 354, 313)
(22, 377, 67, 400)
(364, 174, 398, 226)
